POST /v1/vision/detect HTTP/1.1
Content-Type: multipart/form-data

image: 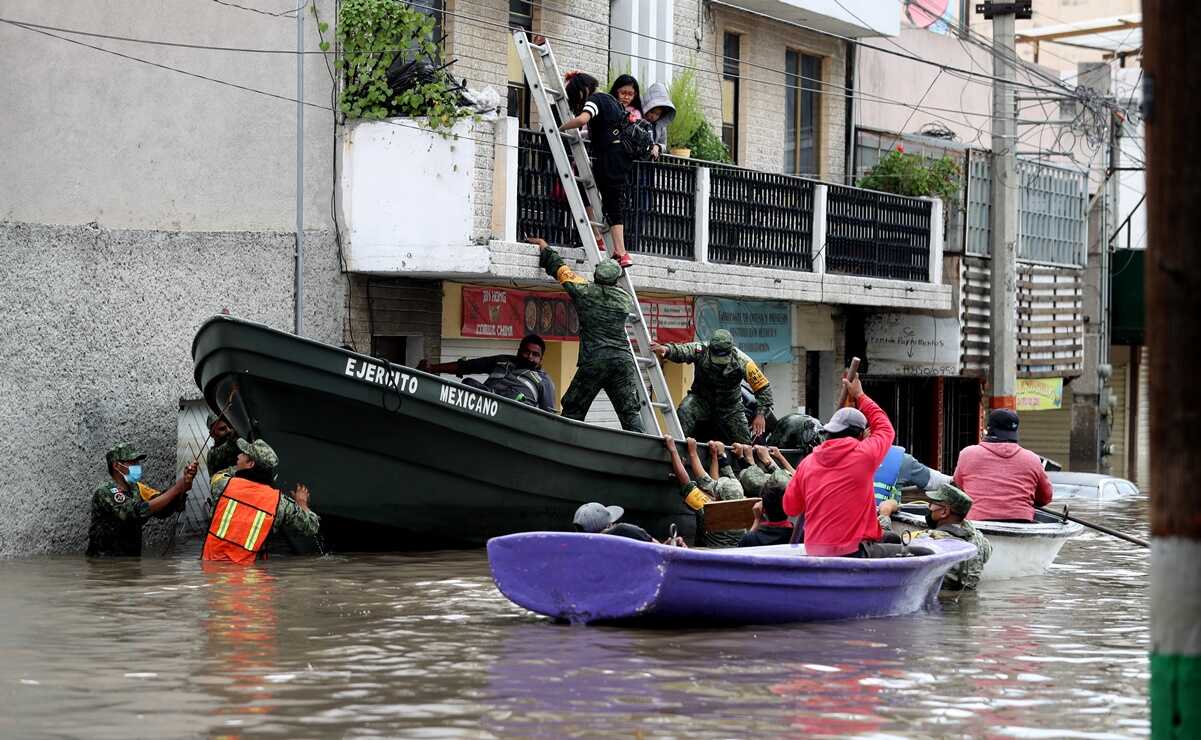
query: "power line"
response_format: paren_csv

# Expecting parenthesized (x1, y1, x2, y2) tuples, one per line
(210, 0, 306, 18)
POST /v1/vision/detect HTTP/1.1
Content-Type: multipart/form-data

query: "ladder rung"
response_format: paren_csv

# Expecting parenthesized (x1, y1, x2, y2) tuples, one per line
(588, 220, 609, 230)
(573, 175, 593, 186)
(635, 356, 657, 366)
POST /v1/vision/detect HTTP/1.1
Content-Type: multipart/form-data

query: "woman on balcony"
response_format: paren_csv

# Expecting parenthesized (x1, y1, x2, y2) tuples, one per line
(559, 71, 635, 269)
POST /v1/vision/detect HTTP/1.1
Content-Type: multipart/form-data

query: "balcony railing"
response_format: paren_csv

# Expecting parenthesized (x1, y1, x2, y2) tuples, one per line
(514, 127, 940, 284)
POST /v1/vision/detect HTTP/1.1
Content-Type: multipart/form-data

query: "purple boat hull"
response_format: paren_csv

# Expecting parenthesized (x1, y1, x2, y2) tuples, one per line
(487, 533, 978, 625)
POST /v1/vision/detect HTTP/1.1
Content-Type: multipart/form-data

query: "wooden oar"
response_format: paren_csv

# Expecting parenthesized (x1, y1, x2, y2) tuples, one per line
(1041, 506, 1149, 548)
(789, 357, 861, 546)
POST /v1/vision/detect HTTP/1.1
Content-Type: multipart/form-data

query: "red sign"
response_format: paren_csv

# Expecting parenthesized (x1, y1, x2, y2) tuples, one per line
(461, 286, 693, 343)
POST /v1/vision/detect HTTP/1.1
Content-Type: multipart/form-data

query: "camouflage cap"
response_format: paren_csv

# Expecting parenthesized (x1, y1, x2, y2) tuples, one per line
(927, 483, 973, 516)
(236, 438, 279, 469)
(206, 413, 219, 428)
(105, 442, 147, 464)
(594, 258, 622, 285)
(707, 329, 735, 364)
(713, 477, 745, 502)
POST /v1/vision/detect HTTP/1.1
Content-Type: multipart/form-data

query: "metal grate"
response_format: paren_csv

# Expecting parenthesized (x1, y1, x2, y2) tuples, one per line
(516, 128, 581, 247)
(626, 158, 697, 259)
(826, 185, 931, 281)
(964, 151, 1087, 267)
(707, 166, 814, 271)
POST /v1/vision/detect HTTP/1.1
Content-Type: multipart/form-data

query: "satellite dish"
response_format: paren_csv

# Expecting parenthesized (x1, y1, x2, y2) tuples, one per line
(905, 0, 949, 29)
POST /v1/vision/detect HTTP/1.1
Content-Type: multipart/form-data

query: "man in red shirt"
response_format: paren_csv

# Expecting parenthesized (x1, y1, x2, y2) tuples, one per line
(953, 408, 1054, 522)
(783, 376, 896, 557)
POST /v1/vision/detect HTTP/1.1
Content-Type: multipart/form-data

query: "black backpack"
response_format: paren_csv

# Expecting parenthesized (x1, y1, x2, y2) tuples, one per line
(617, 117, 655, 159)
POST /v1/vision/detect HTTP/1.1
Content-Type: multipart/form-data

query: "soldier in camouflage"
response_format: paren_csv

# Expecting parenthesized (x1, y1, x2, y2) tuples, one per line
(87, 442, 198, 557)
(205, 413, 241, 474)
(904, 483, 993, 590)
(208, 438, 321, 540)
(768, 412, 825, 459)
(652, 329, 773, 443)
(531, 237, 644, 432)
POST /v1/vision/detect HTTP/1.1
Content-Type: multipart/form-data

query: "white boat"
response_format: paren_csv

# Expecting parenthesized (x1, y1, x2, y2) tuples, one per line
(890, 505, 1083, 581)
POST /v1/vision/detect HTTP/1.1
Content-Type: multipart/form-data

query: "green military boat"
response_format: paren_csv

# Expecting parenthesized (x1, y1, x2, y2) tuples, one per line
(192, 316, 695, 550)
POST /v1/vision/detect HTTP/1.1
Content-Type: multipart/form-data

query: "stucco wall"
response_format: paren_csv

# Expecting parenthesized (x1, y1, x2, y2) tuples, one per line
(0, 0, 340, 231)
(0, 222, 343, 556)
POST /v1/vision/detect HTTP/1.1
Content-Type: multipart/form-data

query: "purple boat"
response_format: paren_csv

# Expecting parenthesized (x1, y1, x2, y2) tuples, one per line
(487, 533, 978, 625)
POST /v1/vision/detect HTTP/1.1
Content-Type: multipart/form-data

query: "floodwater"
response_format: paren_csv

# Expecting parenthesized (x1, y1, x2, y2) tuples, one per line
(1, 497, 1150, 738)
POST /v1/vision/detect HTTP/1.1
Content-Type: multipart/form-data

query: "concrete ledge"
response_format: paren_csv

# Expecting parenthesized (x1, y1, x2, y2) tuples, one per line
(485, 241, 954, 311)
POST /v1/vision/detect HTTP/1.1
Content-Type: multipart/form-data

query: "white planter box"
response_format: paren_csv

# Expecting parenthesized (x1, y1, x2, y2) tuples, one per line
(339, 117, 489, 274)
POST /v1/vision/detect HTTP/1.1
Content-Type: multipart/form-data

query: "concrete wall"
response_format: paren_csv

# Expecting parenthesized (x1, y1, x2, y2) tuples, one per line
(0, 0, 339, 231)
(0, 222, 344, 556)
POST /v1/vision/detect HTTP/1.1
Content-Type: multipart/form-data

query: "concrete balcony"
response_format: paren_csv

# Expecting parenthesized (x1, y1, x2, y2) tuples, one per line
(711, 0, 899, 38)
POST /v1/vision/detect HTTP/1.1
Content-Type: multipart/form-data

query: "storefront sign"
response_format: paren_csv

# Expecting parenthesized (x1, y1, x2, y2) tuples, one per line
(695, 298, 792, 364)
(1016, 378, 1064, 411)
(865, 314, 960, 376)
(461, 287, 692, 343)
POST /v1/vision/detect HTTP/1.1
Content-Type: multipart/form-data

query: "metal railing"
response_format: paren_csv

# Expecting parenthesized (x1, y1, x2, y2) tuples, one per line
(708, 166, 814, 271)
(627, 158, 697, 259)
(516, 128, 579, 247)
(826, 185, 932, 282)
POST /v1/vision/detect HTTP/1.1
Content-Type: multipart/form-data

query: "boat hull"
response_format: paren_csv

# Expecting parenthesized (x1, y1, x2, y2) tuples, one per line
(487, 532, 977, 625)
(891, 507, 1083, 581)
(191, 316, 696, 549)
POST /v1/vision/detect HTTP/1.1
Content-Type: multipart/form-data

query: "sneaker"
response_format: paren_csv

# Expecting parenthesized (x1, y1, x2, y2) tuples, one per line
(617, 252, 633, 268)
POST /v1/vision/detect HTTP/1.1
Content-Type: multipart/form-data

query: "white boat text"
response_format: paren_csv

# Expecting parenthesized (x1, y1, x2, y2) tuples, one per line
(344, 358, 419, 394)
(438, 384, 500, 417)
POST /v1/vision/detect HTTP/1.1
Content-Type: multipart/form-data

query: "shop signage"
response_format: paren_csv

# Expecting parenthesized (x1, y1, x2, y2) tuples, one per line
(865, 314, 960, 376)
(461, 286, 693, 343)
(1016, 378, 1064, 411)
(695, 298, 792, 364)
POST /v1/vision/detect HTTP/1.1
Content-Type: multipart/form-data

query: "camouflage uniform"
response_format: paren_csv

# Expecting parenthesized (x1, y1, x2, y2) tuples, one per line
(207, 439, 320, 538)
(660, 330, 773, 443)
(696, 472, 746, 548)
(206, 438, 241, 475)
(540, 249, 644, 432)
(910, 484, 993, 591)
(87, 442, 160, 557)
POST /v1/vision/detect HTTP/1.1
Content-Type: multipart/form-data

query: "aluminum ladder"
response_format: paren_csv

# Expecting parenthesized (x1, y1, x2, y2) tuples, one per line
(513, 31, 683, 438)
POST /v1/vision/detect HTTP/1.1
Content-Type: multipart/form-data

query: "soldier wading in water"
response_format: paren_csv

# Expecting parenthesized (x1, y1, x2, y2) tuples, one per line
(528, 237, 644, 432)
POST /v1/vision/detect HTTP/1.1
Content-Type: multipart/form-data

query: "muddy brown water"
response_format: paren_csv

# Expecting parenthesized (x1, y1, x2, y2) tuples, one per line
(0, 496, 1149, 738)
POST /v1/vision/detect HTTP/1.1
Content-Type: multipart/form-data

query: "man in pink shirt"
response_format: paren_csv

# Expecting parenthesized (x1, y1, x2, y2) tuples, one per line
(783, 376, 896, 557)
(953, 408, 1054, 522)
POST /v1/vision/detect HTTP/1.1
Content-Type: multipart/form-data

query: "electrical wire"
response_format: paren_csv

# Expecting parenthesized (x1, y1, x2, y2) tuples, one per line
(210, 0, 306, 18)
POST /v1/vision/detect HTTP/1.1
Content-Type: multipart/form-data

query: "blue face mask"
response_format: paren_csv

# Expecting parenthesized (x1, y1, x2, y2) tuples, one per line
(123, 464, 143, 484)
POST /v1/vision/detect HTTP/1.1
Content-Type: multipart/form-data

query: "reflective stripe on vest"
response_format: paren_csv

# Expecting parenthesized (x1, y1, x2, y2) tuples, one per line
(202, 477, 281, 565)
(873, 446, 906, 505)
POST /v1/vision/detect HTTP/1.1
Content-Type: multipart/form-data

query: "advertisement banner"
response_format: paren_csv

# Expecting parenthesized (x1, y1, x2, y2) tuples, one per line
(461, 287, 692, 343)
(1016, 378, 1064, 411)
(694, 297, 792, 364)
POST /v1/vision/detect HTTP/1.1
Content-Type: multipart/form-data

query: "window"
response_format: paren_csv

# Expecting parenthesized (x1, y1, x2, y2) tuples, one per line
(410, 0, 444, 50)
(722, 32, 741, 163)
(609, 0, 675, 86)
(507, 0, 533, 125)
(784, 50, 821, 175)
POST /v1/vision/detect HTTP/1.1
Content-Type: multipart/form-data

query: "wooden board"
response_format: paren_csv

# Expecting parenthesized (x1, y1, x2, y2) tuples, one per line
(702, 498, 761, 531)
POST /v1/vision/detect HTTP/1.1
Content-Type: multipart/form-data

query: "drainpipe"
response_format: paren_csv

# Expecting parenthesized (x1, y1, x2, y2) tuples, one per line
(844, 40, 857, 185)
(294, 1, 306, 336)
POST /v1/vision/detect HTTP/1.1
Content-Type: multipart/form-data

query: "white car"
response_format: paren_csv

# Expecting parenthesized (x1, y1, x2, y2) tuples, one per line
(1048, 471, 1141, 501)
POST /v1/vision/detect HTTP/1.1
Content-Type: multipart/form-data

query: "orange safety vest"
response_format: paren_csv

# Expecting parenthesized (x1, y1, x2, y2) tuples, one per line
(202, 478, 281, 565)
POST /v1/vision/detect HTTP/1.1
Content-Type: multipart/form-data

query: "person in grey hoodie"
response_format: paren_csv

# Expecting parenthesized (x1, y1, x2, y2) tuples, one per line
(641, 82, 676, 159)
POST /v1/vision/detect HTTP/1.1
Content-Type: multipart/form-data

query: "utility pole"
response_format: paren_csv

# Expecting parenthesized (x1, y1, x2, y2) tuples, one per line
(1145, 3, 1201, 735)
(294, 0, 306, 337)
(978, 1, 1028, 411)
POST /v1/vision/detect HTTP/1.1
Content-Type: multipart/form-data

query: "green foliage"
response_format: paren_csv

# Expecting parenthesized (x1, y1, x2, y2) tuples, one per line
(857, 148, 962, 203)
(666, 68, 702, 149)
(687, 120, 731, 163)
(335, 0, 466, 131)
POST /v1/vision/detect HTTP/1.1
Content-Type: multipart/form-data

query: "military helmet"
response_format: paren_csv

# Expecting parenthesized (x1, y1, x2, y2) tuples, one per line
(927, 483, 973, 516)
(707, 329, 735, 365)
(236, 438, 280, 470)
(594, 258, 622, 285)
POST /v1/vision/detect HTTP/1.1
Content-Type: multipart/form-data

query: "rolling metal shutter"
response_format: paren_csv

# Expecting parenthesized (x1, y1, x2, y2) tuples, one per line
(1108, 362, 1128, 480)
(1018, 385, 1073, 469)
(1135, 346, 1149, 490)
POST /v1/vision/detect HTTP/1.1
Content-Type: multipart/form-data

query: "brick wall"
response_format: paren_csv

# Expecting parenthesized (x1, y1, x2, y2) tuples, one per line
(538, 0, 609, 79)
(709, 6, 848, 180)
(446, 0, 509, 91)
(345, 276, 444, 361)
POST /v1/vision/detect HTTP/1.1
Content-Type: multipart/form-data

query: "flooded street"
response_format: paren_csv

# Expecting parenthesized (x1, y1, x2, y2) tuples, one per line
(1, 497, 1149, 738)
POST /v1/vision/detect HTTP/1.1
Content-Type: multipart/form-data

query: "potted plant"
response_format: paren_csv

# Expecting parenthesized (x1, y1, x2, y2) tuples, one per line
(686, 119, 732, 163)
(857, 145, 961, 202)
(666, 68, 702, 157)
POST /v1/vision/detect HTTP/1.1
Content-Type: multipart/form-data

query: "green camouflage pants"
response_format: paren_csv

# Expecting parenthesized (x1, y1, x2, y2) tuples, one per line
(677, 392, 752, 443)
(561, 358, 645, 433)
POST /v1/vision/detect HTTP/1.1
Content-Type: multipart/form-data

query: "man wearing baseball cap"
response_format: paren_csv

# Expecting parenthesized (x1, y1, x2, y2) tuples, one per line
(952, 408, 1053, 522)
(572, 502, 654, 542)
(87, 442, 198, 557)
(782, 374, 897, 557)
(203, 437, 320, 564)
(911, 484, 993, 590)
